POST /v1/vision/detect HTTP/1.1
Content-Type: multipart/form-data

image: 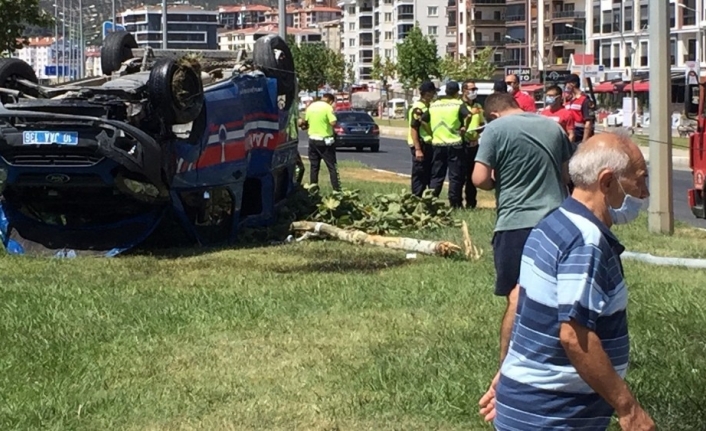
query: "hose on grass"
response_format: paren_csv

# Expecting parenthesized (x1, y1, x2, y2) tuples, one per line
(622, 251, 706, 269)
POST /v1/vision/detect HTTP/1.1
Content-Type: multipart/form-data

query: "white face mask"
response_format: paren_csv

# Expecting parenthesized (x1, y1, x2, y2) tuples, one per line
(466, 90, 477, 100)
(609, 181, 645, 225)
(507, 85, 514, 94)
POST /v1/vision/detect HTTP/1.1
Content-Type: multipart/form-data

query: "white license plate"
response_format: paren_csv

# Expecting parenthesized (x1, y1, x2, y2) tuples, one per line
(350, 127, 366, 133)
(22, 131, 79, 146)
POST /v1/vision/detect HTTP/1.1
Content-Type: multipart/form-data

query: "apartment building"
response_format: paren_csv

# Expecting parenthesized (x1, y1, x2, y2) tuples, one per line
(117, 4, 220, 50)
(586, 0, 704, 74)
(14, 37, 56, 81)
(339, 0, 454, 82)
(218, 4, 271, 30)
(219, 25, 322, 52)
(318, 19, 343, 50)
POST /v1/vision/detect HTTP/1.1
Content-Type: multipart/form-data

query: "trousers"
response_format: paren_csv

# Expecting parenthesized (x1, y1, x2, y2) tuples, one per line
(410, 142, 433, 197)
(308, 140, 341, 191)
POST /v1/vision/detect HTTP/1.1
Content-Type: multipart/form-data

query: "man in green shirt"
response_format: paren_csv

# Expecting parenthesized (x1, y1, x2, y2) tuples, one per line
(472, 92, 573, 373)
(461, 79, 485, 209)
(407, 81, 437, 197)
(301, 93, 340, 191)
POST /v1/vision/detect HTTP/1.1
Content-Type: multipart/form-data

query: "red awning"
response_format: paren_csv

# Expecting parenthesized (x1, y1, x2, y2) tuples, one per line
(623, 81, 649, 92)
(522, 84, 544, 92)
(592, 82, 617, 93)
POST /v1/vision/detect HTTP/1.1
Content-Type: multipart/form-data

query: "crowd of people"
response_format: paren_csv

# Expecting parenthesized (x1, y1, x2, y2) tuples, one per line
(300, 73, 655, 429)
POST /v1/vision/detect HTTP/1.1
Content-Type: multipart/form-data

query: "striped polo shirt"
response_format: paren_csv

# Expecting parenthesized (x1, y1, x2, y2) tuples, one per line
(494, 197, 629, 431)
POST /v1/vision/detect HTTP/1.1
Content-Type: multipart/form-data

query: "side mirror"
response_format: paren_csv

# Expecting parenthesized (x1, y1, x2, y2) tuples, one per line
(685, 83, 700, 119)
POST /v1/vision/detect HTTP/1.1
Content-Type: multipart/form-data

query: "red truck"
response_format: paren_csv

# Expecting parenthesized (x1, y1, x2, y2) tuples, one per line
(686, 81, 706, 217)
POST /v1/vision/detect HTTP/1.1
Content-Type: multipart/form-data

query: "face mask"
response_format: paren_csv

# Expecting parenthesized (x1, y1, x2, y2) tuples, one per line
(609, 181, 645, 225)
(545, 96, 556, 105)
(466, 90, 477, 100)
(507, 85, 514, 94)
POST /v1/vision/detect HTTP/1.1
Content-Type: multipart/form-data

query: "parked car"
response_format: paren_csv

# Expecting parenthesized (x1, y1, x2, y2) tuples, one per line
(606, 109, 624, 126)
(0, 31, 300, 257)
(333, 111, 380, 152)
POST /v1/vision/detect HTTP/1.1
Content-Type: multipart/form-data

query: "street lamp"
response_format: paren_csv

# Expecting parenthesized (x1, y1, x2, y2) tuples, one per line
(564, 23, 585, 46)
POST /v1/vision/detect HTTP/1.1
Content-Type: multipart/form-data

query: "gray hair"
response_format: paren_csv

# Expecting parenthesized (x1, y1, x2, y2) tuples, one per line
(568, 131, 631, 187)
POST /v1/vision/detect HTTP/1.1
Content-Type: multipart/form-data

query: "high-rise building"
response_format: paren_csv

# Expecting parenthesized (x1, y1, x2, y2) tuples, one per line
(117, 4, 220, 50)
(339, 0, 454, 82)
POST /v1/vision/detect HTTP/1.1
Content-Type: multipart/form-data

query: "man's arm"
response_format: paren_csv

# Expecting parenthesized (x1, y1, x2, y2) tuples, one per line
(410, 108, 424, 154)
(327, 108, 337, 126)
(581, 98, 593, 142)
(472, 127, 496, 189)
(557, 245, 652, 426)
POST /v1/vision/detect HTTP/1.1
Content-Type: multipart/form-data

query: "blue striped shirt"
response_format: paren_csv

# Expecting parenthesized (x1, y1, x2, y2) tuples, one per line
(494, 197, 629, 431)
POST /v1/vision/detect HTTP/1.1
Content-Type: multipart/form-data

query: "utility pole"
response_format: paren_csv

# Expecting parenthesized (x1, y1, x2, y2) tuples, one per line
(278, 0, 286, 39)
(162, 0, 168, 49)
(62, 0, 66, 83)
(79, 0, 84, 79)
(648, 0, 674, 233)
(54, 1, 58, 82)
(112, 0, 116, 32)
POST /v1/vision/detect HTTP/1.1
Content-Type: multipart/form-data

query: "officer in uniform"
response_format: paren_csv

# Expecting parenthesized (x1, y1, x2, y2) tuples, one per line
(421, 81, 471, 206)
(407, 81, 437, 197)
(300, 93, 340, 190)
(563, 73, 594, 144)
(461, 79, 485, 209)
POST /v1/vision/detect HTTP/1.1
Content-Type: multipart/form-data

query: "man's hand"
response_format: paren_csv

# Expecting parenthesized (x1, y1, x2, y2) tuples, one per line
(470, 107, 481, 115)
(414, 149, 424, 161)
(478, 371, 500, 422)
(618, 405, 656, 431)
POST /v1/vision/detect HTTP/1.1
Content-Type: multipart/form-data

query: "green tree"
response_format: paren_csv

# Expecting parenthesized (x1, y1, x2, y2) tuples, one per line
(324, 48, 346, 90)
(0, 0, 53, 54)
(467, 47, 497, 80)
(438, 55, 472, 81)
(345, 61, 355, 85)
(395, 25, 439, 91)
(371, 55, 396, 100)
(291, 42, 328, 93)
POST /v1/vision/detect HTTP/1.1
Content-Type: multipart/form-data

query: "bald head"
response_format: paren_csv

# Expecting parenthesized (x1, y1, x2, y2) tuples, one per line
(568, 131, 645, 188)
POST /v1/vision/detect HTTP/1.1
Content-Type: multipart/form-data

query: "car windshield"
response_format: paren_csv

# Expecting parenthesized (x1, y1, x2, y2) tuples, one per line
(337, 113, 373, 123)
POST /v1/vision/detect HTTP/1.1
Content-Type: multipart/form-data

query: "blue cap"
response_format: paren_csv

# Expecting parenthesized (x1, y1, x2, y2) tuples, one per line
(419, 80, 437, 94)
(445, 81, 460, 94)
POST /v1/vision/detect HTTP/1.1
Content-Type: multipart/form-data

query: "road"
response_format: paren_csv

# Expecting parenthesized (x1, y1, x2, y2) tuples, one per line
(298, 134, 706, 228)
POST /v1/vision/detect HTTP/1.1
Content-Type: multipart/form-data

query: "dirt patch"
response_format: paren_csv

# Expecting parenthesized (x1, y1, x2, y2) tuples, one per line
(339, 167, 496, 209)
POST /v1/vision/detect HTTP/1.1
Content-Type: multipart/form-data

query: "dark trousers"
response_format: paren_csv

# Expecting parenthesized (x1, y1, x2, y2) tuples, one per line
(430, 145, 449, 198)
(308, 140, 341, 191)
(464, 144, 479, 208)
(410, 143, 433, 197)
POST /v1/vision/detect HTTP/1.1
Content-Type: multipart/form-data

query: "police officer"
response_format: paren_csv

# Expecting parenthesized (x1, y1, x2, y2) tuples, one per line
(461, 79, 485, 209)
(407, 81, 436, 197)
(563, 73, 594, 144)
(301, 93, 340, 191)
(421, 81, 471, 206)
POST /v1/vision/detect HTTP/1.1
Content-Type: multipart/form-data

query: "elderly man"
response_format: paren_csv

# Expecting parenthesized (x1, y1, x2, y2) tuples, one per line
(504, 74, 536, 112)
(479, 131, 655, 431)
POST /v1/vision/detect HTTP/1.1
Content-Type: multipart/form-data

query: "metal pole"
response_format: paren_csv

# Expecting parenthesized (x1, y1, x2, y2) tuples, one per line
(79, 0, 84, 79)
(112, 0, 116, 32)
(278, 0, 286, 39)
(62, 0, 66, 83)
(162, 0, 168, 49)
(54, 1, 58, 82)
(648, 0, 674, 233)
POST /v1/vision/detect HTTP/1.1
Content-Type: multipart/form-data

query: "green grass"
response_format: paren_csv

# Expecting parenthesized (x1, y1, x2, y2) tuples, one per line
(1, 162, 705, 430)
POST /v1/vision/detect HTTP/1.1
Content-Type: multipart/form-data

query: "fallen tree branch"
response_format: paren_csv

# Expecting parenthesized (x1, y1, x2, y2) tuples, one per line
(291, 221, 462, 257)
(462, 220, 483, 261)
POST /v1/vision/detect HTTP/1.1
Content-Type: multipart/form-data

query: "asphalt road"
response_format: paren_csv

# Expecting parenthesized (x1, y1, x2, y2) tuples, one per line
(298, 133, 706, 228)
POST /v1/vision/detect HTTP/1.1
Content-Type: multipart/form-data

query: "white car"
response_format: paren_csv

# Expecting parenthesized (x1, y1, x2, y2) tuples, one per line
(606, 109, 624, 126)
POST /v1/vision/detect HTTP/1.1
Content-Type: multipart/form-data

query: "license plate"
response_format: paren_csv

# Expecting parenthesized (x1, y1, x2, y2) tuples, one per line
(22, 131, 79, 146)
(350, 127, 366, 133)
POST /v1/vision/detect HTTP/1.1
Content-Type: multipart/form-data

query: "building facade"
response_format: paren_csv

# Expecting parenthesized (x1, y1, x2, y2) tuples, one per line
(318, 19, 343, 51)
(117, 4, 220, 50)
(339, 0, 454, 82)
(219, 25, 322, 52)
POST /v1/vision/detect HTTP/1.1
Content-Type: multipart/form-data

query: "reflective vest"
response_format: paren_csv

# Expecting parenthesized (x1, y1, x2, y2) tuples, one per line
(565, 93, 589, 130)
(464, 102, 484, 143)
(407, 101, 432, 147)
(429, 98, 463, 146)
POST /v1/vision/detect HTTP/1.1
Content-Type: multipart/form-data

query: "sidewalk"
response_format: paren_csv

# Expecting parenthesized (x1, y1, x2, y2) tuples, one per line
(378, 126, 691, 169)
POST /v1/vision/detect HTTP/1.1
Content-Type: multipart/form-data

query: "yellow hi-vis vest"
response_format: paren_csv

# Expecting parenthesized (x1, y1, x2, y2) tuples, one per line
(464, 102, 485, 143)
(407, 101, 432, 147)
(429, 98, 463, 146)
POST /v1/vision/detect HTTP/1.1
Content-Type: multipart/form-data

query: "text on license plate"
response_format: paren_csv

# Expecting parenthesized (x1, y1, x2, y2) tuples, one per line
(22, 131, 79, 146)
(351, 127, 366, 133)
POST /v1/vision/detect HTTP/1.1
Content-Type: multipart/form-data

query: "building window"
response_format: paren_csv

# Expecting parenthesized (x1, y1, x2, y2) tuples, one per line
(349, 22, 355, 31)
(601, 10, 612, 33)
(612, 8, 621, 33)
(669, 3, 676, 28)
(428, 6, 438, 16)
(625, 42, 633, 66)
(612, 43, 620, 67)
(428, 26, 438, 35)
(348, 6, 355, 15)
(349, 38, 356, 47)
(688, 38, 697, 62)
(385, 49, 392, 57)
(349, 54, 356, 63)
(397, 5, 413, 21)
(385, 31, 392, 40)
(640, 5, 648, 28)
(624, 6, 633, 31)
(592, 5, 600, 33)
(670, 39, 676, 65)
(640, 41, 648, 66)
(601, 44, 610, 68)
(684, 0, 697, 25)
(593, 40, 600, 63)
(384, 12, 392, 22)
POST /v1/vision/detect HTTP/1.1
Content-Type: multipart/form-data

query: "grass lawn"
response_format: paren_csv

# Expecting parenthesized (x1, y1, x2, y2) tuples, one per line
(1, 161, 706, 430)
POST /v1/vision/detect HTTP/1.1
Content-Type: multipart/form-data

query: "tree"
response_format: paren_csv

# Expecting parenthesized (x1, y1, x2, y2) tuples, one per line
(0, 0, 53, 54)
(395, 25, 439, 91)
(467, 47, 497, 80)
(345, 61, 356, 85)
(371, 55, 396, 100)
(438, 55, 473, 81)
(324, 48, 346, 90)
(291, 42, 328, 93)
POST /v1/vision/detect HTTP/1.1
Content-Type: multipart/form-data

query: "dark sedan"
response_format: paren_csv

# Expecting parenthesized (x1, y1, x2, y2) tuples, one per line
(333, 111, 380, 152)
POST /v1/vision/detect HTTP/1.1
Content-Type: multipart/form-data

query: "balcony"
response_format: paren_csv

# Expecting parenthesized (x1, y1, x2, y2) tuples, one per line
(474, 18, 506, 27)
(496, 59, 522, 66)
(551, 10, 586, 20)
(555, 33, 584, 43)
(475, 0, 505, 4)
(446, 43, 457, 54)
(506, 14, 526, 22)
(474, 40, 504, 47)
